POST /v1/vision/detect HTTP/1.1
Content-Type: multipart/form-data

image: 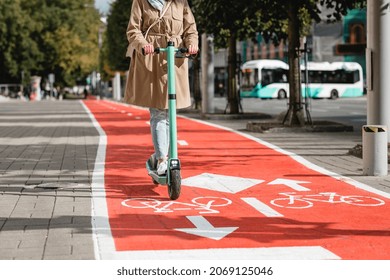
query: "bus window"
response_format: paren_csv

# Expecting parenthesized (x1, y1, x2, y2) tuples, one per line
(261, 68, 287, 86)
(241, 68, 259, 91)
(261, 69, 272, 86)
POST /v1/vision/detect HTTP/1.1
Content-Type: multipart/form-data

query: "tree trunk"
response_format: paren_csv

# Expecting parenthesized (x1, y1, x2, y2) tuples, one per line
(227, 33, 239, 114)
(284, 2, 305, 126)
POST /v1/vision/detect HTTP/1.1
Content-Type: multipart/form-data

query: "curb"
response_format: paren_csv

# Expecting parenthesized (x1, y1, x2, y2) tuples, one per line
(246, 120, 354, 133)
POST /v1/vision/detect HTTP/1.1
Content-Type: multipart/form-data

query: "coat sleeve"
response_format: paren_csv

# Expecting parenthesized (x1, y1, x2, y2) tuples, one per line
(126, 0, 149, 56)
(182, 0, 199, 49)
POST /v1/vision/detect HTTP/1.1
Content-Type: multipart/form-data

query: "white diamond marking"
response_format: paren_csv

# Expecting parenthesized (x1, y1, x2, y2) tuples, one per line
(182, 173, 264, 194)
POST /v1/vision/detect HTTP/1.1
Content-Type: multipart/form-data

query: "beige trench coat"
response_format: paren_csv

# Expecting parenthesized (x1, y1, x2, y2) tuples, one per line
(124, 0, 198, 109)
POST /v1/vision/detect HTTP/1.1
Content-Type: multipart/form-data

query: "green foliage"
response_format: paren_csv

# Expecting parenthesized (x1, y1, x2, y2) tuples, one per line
(192, 0, 366, 48)
(0, 0, 100, 86)
(104, 0, 132, 73)
(191, 0, 366, 118)
(192, 0, 264, 48)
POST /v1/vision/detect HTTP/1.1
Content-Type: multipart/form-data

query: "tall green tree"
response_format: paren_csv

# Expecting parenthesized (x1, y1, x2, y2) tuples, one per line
(193, 0, 365, 120)
(0, 0, 100, 86)
(253, 0, 366, 126)
(192, 0, 264, 114)
(104, 0, 132, 74)
(0, 0, 42, 84)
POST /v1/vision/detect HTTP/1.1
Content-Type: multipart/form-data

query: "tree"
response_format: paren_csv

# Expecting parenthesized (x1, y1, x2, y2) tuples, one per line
(253, 0, 366, 126)
(0, 0, 42, 84)
(192, 0, 264, 114)
(104, 0, 132, 73)
(0, 0, 101, 86)
(192, 0, 365, 121)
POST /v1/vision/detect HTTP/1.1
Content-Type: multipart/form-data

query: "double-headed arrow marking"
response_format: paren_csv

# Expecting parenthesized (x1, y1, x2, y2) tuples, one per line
(175, 216, 238, 240)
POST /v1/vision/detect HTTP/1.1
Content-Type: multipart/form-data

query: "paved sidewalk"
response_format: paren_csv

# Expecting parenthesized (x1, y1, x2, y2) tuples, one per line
(0, 100, 98, 259)
(0, 99, 389, 260)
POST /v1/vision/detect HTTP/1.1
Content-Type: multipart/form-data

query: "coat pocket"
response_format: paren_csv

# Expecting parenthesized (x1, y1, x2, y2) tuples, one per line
(171, 5, 183, 32)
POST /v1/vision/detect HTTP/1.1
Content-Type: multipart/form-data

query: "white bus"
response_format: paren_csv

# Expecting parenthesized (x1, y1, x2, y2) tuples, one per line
(301, 61, 364, 99)
(240, 59, 364, 99)
(240, 59, 289, 99)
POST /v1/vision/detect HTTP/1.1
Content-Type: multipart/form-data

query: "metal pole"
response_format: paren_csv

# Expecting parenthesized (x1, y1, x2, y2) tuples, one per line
(113, 72, 121, 101)
(201, 34, 215, 114)
(167, 43, 178, 160)
(367, 0, 390, 140)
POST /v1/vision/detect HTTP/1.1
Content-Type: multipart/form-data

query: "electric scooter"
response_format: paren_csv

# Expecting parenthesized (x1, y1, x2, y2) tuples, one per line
(144, 42, 188, 200)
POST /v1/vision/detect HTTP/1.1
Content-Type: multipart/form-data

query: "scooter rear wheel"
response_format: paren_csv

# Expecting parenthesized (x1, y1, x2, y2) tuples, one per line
(168, 169, 181, 200)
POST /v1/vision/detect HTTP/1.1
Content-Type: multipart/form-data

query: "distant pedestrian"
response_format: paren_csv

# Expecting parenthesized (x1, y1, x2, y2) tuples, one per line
(83, 88, 88, 99)
(124, 0, 198, 175)
(23, 85, 31, 100)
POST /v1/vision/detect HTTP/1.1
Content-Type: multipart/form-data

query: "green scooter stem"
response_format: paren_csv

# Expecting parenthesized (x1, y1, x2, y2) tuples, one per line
(145, 42, 183, 199)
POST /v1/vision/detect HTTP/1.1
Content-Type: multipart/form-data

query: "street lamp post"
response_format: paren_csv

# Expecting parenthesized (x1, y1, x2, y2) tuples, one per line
(366, 0, 390, 139)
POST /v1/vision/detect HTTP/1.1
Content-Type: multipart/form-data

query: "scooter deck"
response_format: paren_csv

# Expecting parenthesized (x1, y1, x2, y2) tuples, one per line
(146, 159, 167, 185)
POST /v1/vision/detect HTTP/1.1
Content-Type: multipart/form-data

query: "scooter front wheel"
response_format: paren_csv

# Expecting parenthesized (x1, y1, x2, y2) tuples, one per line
(168, 169, 181, 200)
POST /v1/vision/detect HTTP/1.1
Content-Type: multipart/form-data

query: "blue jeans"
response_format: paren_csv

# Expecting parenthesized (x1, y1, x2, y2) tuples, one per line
(149, 108, 169, 160)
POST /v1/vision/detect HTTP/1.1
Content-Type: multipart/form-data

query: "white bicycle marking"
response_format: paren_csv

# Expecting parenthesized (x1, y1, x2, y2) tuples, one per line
(271, 192, 386, 209)
(121, 196, 232, 214)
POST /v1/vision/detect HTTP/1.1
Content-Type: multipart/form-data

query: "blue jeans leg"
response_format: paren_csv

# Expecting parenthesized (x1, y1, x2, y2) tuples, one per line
(149, 108, 169, 160)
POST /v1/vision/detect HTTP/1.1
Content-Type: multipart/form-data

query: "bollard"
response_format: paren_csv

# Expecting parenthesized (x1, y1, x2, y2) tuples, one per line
(362, 125, 388, 176)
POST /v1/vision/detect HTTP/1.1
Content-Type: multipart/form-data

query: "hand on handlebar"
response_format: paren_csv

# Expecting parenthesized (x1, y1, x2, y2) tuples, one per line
(187, 45, 198, 55)
(142, 44, 198, 56)
(143, 44, 154, 55)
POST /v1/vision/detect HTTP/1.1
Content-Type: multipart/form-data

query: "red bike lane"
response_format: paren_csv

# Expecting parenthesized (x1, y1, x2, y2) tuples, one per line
(83, 100, 390, 260)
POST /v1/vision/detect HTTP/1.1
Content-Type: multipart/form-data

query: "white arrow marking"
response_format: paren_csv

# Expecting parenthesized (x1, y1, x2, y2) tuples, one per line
(268, 179, 311, 191)
(174, 216, 238, 240)
(178, 140, 188, 146)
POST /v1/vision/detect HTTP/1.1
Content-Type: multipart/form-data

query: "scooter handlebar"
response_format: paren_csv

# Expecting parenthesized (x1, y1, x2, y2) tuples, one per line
(142, 47, 189, 55)
(178, 47, 188, 54)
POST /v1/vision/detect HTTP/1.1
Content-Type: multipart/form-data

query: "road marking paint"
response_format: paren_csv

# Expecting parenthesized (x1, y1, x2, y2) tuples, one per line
(174, 216, 238, 240)
(101, 246, 340, 260)
(178, 140, 188, 146)
(121, 196, 232, 214)
(182, 173, 264, 194)
(80, 101, 113, 260)
(82, 100, 390, 260)
(268, 178, 311, 191)
(241, 197, 283, 217)
(180, 115, 390, 199)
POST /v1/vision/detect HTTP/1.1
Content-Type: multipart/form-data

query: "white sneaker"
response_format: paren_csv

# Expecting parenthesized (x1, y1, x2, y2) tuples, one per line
(157, 159, 167, 175)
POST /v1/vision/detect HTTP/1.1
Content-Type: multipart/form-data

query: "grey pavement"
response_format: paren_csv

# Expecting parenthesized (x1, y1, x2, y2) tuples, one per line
(0, 98, 389, 260)
(0, 100, 98, 260)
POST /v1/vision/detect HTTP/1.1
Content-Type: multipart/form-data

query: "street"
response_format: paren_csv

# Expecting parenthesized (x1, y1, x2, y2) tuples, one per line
(0, 98, 389, 264)
(213, 96, 367, 132)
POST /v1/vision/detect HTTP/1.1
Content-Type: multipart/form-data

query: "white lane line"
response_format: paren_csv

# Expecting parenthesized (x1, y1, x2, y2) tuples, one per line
(102, 246, 340, 260)
(80, 101, 115, 260)
(242, 197, 283, 217)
